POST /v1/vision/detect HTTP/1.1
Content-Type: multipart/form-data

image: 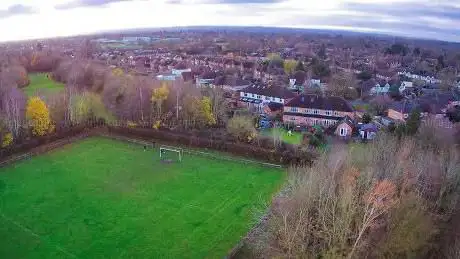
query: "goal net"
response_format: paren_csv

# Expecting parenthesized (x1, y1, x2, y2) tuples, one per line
(159, 146, 183, 162)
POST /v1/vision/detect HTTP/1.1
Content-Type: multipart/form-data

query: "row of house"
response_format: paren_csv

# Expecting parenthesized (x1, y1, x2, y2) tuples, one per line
(237, 84, 357, 137)
(397, 71, 441, 84)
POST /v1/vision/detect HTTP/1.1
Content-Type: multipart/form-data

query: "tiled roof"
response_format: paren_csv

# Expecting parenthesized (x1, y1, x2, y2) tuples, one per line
(285, 94, 354, 112)
(267, 102, 283, 112)
(389, 101, 418, 114)
(241, 85, 296, 99)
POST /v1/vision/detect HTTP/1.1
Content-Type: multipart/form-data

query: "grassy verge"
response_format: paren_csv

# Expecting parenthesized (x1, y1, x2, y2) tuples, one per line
(23, 73, 65, 97)
(260, 127, 303, 145)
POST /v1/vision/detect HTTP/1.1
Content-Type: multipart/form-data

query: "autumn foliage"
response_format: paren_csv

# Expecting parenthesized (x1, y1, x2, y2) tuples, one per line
(26, 97, 54, 136)
(247, 134, 460, 258)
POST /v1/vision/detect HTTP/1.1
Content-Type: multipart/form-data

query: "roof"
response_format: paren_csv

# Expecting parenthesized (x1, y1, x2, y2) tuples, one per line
(174, 62, 187, 69)
(223, 76, 251, 87)
(360, 123, 378, 132)
(181, 71, 193, 82)
(201, 71, 218, 79)
(338, 116, 355, 127)
(418, 92, 457, 113)
(285, 94, 354, 112)
(389, 101, 418, 114)
(267, 102, 283, 112)
(241, 85, 296, 99)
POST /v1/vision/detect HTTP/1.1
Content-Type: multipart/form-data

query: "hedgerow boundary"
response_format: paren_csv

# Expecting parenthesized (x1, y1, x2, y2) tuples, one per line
(99, 133, 283, 169)
(0, 127, 102, 168)
(1, 125, 315, 169)
(107, 126, 316, 166)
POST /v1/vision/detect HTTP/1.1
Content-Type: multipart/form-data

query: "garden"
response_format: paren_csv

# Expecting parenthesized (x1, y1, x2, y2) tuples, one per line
(0, 137, 284, 258)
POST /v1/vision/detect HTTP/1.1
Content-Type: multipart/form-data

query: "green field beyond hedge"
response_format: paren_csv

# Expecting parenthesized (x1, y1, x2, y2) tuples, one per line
(23, 73, 65, 97)
(0, 137, 284, 258)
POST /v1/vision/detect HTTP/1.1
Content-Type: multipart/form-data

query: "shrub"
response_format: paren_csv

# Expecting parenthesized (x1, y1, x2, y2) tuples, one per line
(227, 115, 257, 142)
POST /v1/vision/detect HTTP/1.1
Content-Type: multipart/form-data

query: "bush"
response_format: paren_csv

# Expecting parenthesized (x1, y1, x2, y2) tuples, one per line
(227, 115, 257, 143)
(1, 133, 13, 148)
(0, 124, 88, 159)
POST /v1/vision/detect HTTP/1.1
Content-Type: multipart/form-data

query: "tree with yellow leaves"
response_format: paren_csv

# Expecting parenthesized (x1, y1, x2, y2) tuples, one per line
(1, 132, 13, 148)
(112, 68, 124, 77)
(200, 96, 216, 126)
(26, 97, 54, 136)
(151, 83, 169, 120)
(30, 52, 39, 67)
(283, 59, 297, 76)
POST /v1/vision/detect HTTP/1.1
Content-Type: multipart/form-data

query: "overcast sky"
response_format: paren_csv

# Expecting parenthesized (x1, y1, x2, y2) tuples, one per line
(0, 0, 459, 42)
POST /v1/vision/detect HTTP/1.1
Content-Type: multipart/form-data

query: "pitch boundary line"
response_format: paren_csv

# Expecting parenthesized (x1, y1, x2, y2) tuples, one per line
(0, 211, 79, 259)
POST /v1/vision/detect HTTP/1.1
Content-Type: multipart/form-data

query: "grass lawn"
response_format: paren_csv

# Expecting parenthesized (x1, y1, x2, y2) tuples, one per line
(261, 127, 303, 145)
(0, 137, 284, 258)
(23, 73, 65, 97)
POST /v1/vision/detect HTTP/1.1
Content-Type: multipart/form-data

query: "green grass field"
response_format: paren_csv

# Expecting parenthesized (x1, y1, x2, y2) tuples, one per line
(261, 127, 303, 145)
(23, 73, 65, 97)
(0, 137, 284, 258)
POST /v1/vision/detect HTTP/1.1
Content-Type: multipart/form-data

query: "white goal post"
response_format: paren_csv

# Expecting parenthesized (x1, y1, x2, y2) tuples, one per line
(159, 146, 183, 162)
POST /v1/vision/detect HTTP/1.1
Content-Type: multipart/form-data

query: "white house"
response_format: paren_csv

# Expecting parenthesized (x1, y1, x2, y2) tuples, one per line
(171, 68, 191, 76)
(239, 85, 296, 112)
(371, 83, 390, 95)
(399, 81, 414, 93)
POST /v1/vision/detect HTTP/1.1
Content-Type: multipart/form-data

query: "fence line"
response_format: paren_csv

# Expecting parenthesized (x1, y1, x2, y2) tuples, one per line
(100, 133, 283, 169)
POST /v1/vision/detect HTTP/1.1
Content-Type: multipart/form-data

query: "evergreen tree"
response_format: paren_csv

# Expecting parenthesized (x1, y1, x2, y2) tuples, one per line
(405, 109, 421, 135)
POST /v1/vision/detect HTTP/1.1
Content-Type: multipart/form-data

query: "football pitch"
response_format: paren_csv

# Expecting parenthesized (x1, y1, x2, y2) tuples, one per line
(0, 137, 284, 258)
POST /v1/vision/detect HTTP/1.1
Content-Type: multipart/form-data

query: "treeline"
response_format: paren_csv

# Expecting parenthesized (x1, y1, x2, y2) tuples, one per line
(0, 49, 234, 149)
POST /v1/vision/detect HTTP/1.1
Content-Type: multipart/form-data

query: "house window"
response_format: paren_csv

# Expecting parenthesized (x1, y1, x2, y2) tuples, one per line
(314, 109, 319, 114)
(334, 111, 339, 116)
(325, 111, 332, 116)
(290, 107, 298, 112)
(340, 128, 347, 136)
(244, 93, 249, 97)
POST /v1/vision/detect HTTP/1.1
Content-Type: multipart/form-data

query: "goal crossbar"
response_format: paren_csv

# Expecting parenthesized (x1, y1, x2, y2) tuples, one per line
(159, 146, 183, 162)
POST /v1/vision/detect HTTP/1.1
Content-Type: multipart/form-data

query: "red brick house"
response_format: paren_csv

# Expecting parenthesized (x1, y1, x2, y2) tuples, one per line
(283, 94, 354, 127)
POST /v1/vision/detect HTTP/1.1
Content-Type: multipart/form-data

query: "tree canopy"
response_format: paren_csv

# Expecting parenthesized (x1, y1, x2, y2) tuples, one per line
(26, 97, 54, 136)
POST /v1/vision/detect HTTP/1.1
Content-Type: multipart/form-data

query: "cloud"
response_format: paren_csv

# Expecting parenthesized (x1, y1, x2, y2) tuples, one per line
(0, 4, 36, 19)
(166, 0, 283, 4)
(0, 0, 459, 43)
(55, 0, 143, 10)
